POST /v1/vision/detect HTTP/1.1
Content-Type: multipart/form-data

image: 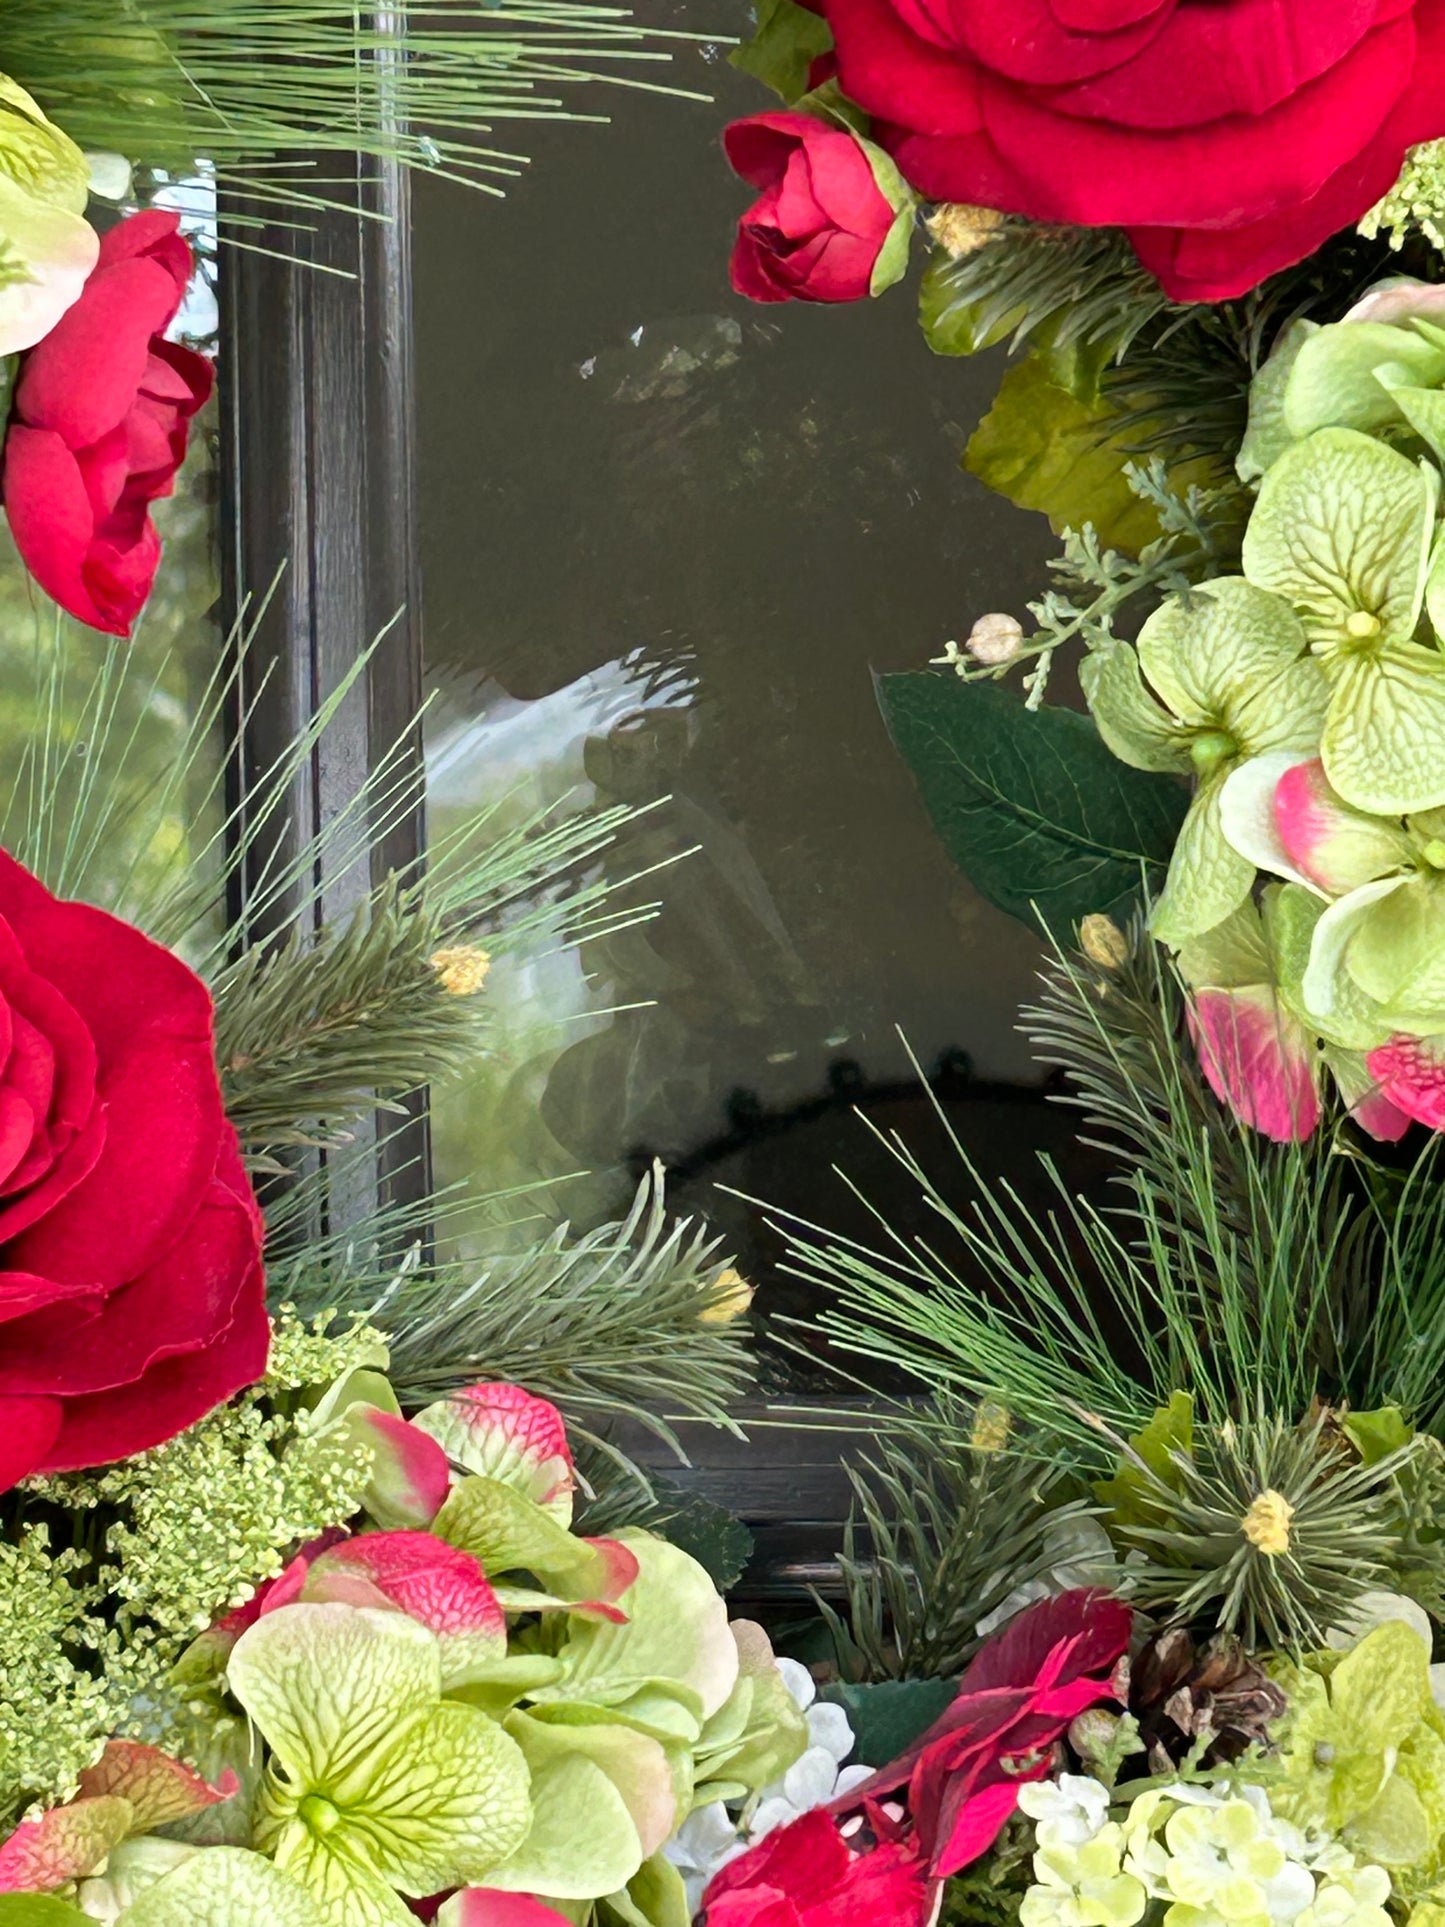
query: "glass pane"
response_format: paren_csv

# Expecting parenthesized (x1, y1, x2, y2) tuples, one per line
(415, 6, 1096, 1355)
(0, 178, 224, 940)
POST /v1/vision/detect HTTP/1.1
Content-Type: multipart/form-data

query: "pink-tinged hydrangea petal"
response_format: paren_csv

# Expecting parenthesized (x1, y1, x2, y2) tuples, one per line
(352, 1405, 453, 1529)
(1343, 277, 1445, 325)
(1366, 1033, 1445, 1129)
(0, 1797, 132, 1891)
(438, 1891, 577, 1927)
(1324, 1048, 1413, 1141)
(1189, 987, 1320, 1143)
(1273, 758, 1412, 896)
(76, 1742, 237, 1833)
(492, 1535, 643, 1625)
(414, 1382, 575, 1520)
(302, 1531, 507, 1652)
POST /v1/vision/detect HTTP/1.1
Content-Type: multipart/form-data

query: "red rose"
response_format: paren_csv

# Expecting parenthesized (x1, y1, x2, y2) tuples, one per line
(2, 209, 214, 636)
(0, 850, 269, 1489)
(813, 0, 1445, 300)
(724, 111, 913, 303)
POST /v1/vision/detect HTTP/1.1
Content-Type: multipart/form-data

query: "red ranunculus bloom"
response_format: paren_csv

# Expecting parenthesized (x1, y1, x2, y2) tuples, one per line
(724, 111, 906, 303)
(701, 1808, 933, 1927)
(813, 0, 1445, 300)
(0, 850, 269, 1488)
(700, 1590, 1130, 1926)
(2, 209, 214, 636)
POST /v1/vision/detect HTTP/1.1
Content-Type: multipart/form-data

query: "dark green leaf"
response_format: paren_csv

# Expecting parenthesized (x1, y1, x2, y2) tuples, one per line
(651, 1482, 754, 1593)
(878, 674, 1188, 930)
(729, 0, 832, 103)
(820, 1677, 957, 1766)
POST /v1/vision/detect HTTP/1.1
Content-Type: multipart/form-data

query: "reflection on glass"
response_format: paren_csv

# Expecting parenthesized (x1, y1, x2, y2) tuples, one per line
(416, 2, 1090, 1323)
(0, 178, 223, 948)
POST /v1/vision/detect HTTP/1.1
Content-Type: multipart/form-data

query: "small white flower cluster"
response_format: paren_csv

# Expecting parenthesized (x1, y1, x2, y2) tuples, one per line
(1017, 1776, 1393, 1927)
(664, 1658, 873, 1914)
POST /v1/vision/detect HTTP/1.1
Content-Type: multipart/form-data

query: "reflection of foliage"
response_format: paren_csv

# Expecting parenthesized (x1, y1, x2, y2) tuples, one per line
(0, 403, 223, 946)
(3, 0, 693, 221)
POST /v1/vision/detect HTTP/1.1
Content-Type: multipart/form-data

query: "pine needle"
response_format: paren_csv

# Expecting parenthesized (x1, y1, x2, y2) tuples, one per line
(2, 0, 711, 222)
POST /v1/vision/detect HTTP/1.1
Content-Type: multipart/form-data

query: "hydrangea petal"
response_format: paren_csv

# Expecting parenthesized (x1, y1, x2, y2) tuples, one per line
(1079, 639, 1191, 773)
(1272, 757, 1413, 894)
(413, 1382, 575, 1521)
(1280, 320, 1445, 442)
(1188, 985, 1320, 1142)
(1242, 429, 1436, 656)
(1150, 779, 1256, 950)
(1324, 1047, 1413, 1140)
(114, 1847, 321, 1926)
(76, 1742, 237, 1833)
(1300, 876, 1408, 1039)
(348, 1406, 452, 1530)
(1321, 642, 1445, 816)
(1342, 871, 1445, 1020)
(1366, 1033, 1445, 1128)
(0, 1796, 131, 1891)
(1218, 753, 1320, 890)
(439, 1895, 576, 1927)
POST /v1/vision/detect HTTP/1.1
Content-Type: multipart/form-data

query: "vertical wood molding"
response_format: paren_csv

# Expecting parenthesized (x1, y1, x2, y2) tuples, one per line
(218, 131, 430, 1222)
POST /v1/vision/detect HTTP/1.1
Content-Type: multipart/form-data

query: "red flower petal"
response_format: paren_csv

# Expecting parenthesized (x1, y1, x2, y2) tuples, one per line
(0, 1392, 61, 1486)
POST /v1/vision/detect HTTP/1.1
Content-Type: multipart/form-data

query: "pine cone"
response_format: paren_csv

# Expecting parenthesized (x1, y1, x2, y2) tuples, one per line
(1130, 1628, 1287, 1773)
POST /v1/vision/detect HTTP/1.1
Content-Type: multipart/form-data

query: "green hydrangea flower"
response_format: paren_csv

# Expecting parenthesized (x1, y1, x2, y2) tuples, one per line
(1274, 1621, 1445, 1872)
(1240, 429, 1445, 818)
(229, 1603, 532, 1926)
(1218, 754, 1445, 1120)
(1080, 575, 1328, 945)
(0, 74, 98, 355)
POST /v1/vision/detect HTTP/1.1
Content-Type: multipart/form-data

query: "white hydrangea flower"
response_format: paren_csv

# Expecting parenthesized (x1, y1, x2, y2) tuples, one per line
(662, 1654, 870, 1912)
(1297, 1866, 1393, 1927)
(1020, 1822, 1148, 1927)
(1161, 1796, 1316, 1924)
(1018, 1775, 1113, 1851)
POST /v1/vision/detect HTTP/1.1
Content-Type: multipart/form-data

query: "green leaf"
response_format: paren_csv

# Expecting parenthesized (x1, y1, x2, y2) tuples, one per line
(728, 0, 832, 103)
(964, 353, 1169, 555)
(0, 1900, 89, 1925)
(1095, 1393, 1194, 1529)
(818, 1678, 956, 1767)
(649, 1484, 753, 1593)
(1343, 1407, 1414, 1465)
(918, 246, 1019, 357)
(878, 673, 1188, 930)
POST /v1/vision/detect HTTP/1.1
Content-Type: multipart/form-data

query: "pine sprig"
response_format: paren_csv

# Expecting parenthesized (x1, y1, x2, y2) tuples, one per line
(837, 1398, 1098, 1680)
(782, 925, 1436, 1469)
(214, 884, 483, 1154)
(281, 1163, 754, 1472)
(923, 223, 1170, 360)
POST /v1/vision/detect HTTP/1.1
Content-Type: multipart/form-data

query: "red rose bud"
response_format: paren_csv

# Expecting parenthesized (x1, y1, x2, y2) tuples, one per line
(2, 208, 214, 636)
(809, 0, 1445, 302)
(724, 110, 915, 304)
(0, 847, 268, 1490)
